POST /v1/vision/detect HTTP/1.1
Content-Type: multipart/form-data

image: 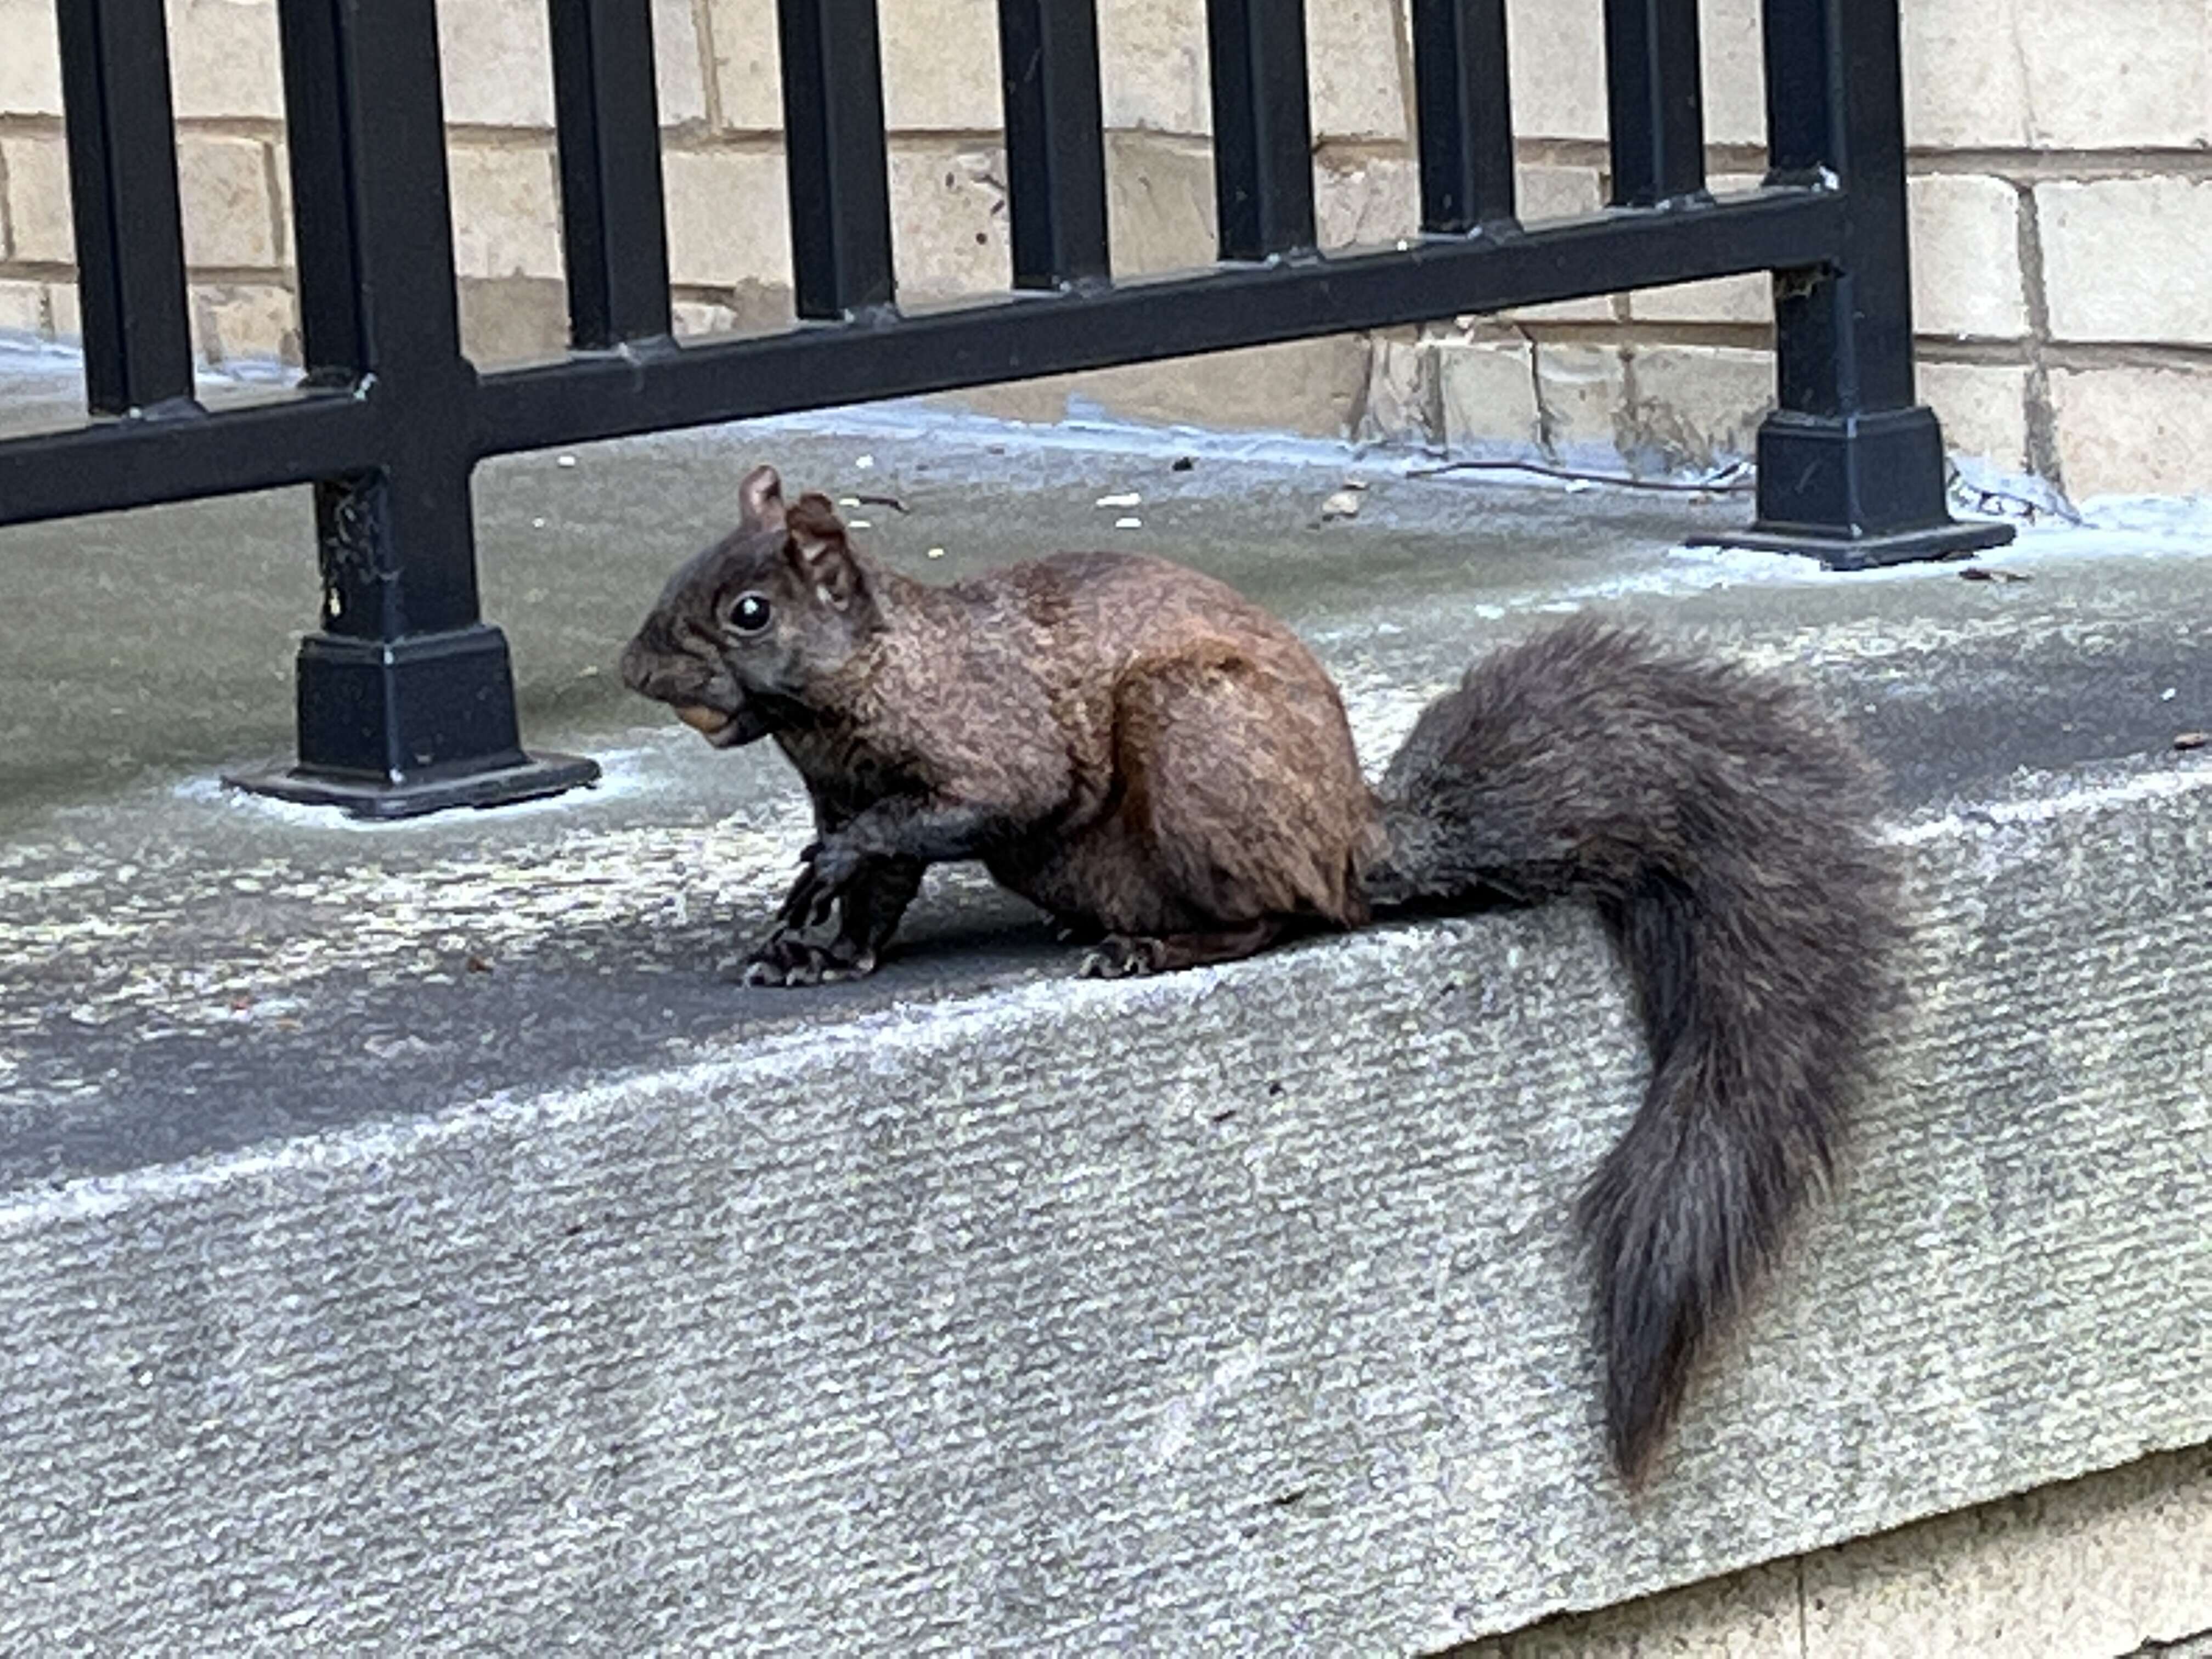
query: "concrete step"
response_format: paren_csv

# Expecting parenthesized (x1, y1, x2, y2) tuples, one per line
(2, 356, 2209, 1652)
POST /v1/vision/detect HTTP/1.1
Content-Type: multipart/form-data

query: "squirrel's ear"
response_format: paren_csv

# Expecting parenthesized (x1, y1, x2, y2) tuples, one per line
(786, 493, 864, 610)
(738, 464, 787, 531)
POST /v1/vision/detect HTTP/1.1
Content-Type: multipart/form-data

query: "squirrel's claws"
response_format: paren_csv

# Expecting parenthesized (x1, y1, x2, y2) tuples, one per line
(1078, 935, 1166, 978)
(735, 935, 880, 989)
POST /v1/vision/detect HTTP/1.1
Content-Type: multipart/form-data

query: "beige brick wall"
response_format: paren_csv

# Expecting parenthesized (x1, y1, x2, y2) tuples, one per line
(0, 0, 2207, 495)
(1452, 1441, 2212, 1659)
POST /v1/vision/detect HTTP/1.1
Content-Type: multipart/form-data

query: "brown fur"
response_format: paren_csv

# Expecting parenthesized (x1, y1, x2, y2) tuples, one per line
(620, 465, 1898, 1480)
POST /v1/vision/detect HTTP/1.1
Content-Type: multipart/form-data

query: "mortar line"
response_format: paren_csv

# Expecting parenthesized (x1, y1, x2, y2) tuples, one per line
(2012, 179, 2070, 501)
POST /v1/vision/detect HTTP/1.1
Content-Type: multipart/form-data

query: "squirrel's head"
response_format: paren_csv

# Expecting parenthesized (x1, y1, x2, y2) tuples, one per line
(618, 464, 878, 747)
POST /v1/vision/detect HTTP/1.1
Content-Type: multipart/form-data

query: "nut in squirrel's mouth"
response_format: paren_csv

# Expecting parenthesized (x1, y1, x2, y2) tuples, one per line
(673, 704, 734, 738)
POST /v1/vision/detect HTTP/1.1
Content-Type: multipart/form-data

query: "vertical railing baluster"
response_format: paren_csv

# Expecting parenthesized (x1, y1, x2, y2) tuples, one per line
(1205, 0, 1316, 261)
(1410, 0, 1517, 234)
(54, 0, 196, 415)
(549, 0, 675, 348)
(275, 0, 366, 384)
(777, 0, 897, 319)
(1603, 0, 1706, 206)
(998, 0, 1110, 290)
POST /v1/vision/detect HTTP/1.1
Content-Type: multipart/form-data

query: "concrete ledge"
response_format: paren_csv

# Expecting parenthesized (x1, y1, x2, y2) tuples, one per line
(3, 371, 2209, 1650)
(1, 761, 2206, 1652)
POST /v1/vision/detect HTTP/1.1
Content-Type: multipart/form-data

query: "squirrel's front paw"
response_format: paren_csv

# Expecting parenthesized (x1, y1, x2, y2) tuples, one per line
(733, 934, 878, 988)
(1077, 935, 1167, 979)
(775, 836, 869, 932)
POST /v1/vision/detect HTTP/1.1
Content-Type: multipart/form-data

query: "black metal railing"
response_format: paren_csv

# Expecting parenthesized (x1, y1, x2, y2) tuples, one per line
(0, 0, 2011, 817)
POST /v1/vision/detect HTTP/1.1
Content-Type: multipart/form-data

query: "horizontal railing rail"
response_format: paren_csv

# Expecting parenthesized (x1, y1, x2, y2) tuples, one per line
(0, 0, 2011, 817)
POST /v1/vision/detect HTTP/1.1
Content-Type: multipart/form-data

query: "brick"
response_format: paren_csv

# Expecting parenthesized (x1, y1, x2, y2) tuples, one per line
(653, 0, 708, 125)
(706, 0, 785, 131)
(46, 279, 78, 341)
(1315, 150, 1417, 251)
(670, 281, 791, 332)
(2050, 364, 2212, 499)
(2013, 0, 2211, 149)
(1357, 333, 1438, 447)
(191, 283, 298, 366)
(662, 148, 789, 285)
(881, 0, 1002, 132)
(1909, 173, 2027, 342)
(0, 279, 48, 336)
(943, 337, 1371, 437)
(1104, 131, 1214, 276)
(1918, 360, 2030, 473)
(446, 146, 563, 279)
(438, 0, 556, 128)
(1902, 0, 2030, 148)
(889, 145, 1011, 300)
(672, 298, 742, 338)
(1438, 338, 1542, 452)
(1533, 341, 1626, 460)
(1621, 343, 1773, 470)
(1, 137, 74, 266)
(456, 275, 570, 365)
(166, 0, 285, 122)
(1906, 0, 2210, 151)
(1506, 0, 1607, 141)
(2038, 178, 2212, 346)
(0, 0, 61, 116)
(178, 138, 281, 270)
(1098, 0, 1212, 135)
(1700, 0, 1766, 148)
(1308, 0, 1408, 140)
(1628, 176, 1770, 325)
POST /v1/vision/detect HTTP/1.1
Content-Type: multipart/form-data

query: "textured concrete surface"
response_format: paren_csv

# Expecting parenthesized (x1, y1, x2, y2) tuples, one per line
(2, 348, 2210, 1653)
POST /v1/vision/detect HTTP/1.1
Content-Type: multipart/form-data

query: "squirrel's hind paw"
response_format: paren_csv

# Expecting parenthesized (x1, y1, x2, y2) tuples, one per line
(730, 935, 879, 988)
(1078, 935, 1169, 979)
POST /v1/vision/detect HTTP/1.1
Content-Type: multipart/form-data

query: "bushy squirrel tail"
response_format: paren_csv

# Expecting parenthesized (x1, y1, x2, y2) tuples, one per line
(1367, 616, 1899, 1480)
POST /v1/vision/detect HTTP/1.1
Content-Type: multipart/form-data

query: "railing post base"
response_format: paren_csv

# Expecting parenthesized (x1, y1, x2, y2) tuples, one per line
(1703, 405, 2015, 571)
(225, 624, 600, 820)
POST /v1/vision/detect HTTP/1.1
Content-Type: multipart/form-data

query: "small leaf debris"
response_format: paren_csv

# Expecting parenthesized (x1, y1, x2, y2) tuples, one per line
(1171, 455, 1195, 472)
(1096, 490, 1142, 509)
(1319, 487, 1364, 521)
(1959, 565, 2031, 583)
(2176, 731, 2209, 752)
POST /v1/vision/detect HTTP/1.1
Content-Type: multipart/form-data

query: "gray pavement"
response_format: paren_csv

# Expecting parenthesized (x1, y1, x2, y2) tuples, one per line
(1, 344, 2208, 1653)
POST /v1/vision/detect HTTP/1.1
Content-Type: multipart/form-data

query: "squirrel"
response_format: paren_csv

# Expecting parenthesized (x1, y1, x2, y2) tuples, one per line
(618, 463, 1898, 1482)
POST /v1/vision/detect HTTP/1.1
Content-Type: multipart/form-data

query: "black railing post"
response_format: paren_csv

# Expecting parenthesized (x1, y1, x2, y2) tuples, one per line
(777, 0, 898, 319)
(998, 0, 1111, 290)
(1410, 0, 1517, 235)
(233, 0, 596, 817)
(1730, 0, 2011, 567)
(549, 0, 676, 349)
(1206, 0, 1317, 261)
(1602, 0, 1707, 208)
(54, 0, 198, 418)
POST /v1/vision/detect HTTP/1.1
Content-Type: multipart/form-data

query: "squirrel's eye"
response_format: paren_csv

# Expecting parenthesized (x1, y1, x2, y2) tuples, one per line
(727, 592, 772, 635)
